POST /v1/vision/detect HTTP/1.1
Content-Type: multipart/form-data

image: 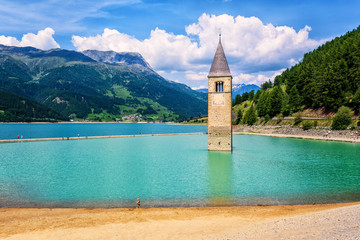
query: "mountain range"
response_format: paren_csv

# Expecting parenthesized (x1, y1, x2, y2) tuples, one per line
(0, 44, 207, 122)
(195, 84, 260, 99)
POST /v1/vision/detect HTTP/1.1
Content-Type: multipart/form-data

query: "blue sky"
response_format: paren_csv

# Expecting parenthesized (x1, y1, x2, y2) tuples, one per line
(0, 0, 359, 88)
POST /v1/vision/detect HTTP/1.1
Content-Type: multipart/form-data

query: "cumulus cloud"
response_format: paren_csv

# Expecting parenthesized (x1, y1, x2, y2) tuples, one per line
(72, 13, 325, 88)
(73, 27, 202, 71)
(185, 14, 321, 71)
(72, 14, 324, 80)
(185, 71, 208, 81)
(0, 28, 60, 50)
(191, 85, 208, 90)
(233, 70, 284, 86)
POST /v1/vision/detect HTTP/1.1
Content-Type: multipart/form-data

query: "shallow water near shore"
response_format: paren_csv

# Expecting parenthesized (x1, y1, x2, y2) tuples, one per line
(1, 134, 360, 207)
(0, 122, 207, 140)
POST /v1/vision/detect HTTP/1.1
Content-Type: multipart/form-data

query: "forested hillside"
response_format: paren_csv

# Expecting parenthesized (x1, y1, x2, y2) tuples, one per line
(0, 90, 66, 122)
(233, 26, 360, 128)
(274, 26, 360, 112)
(0, 45, 207, 122)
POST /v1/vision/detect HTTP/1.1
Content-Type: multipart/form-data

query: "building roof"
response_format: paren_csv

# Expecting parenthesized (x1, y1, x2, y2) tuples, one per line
(208, 35, 232, 77)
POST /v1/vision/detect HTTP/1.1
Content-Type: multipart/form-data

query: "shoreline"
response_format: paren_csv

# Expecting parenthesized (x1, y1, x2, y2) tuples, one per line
(1, 202, 360, 239)
(234, 131, 360, 143)
(2, 127, 360, 144)
(0, 132, 207, 144)
(233, 125, 360, 143)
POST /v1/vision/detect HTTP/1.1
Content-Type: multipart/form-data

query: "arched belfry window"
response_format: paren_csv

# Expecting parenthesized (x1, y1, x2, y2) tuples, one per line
(216, 81, 224, 92)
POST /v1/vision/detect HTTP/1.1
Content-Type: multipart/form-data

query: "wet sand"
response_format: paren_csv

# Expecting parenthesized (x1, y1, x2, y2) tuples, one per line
(1, 202, 360, 239)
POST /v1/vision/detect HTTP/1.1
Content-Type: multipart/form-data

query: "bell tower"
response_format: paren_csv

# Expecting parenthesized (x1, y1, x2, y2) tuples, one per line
(207, 34, 232, 151)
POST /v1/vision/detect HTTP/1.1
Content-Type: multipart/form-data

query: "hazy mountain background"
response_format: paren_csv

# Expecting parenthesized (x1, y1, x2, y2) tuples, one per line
(195, 84, 260, 99)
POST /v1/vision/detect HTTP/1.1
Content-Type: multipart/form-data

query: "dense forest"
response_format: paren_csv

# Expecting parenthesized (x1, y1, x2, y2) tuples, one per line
(233, 26, 360, 125)
(0, 90, 67, 122)
(0, 46, 207, 122)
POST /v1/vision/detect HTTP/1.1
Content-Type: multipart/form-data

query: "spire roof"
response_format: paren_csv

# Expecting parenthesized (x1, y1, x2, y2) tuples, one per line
(208, 35, 232, 77)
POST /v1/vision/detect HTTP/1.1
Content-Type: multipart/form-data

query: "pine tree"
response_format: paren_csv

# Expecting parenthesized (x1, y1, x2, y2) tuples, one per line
(288, 85, 301, 113)
(248, 90, 255, 101)
(234, 94, 242, 105)
(242, 92, 249, 101)
(353, 87, 360, 114)
(256, 91, 270, 117)
(253, 89, 262, 104)
(235, 108, 243, 125)
(243, 105, 257, 125)
(268, 86, 284, 117)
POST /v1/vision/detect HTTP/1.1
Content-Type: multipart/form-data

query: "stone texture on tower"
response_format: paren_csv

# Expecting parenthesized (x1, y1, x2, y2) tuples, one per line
(208, 35, 233, 151)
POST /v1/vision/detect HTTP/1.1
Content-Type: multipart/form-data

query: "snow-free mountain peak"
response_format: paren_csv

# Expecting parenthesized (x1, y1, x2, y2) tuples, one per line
(82, 50, 151, 69)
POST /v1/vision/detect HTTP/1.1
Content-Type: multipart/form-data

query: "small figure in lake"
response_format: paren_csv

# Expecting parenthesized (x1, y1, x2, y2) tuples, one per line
(17, 135, 19, 139)
(137, 197, 141, 208)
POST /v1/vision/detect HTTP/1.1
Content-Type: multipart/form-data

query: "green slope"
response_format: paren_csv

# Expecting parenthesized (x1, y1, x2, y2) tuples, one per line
(0, 45, 207, 122)
(231, 26, 360, 123)
(274, 26, 360, 112)
(0, 90, 67, 122)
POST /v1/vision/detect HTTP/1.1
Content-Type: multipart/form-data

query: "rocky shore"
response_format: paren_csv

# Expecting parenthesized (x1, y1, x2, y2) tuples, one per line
(233, 125, 360, 143)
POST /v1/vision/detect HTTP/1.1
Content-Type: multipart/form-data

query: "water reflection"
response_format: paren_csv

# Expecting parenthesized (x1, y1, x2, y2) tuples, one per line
(207, 151, 233, 206)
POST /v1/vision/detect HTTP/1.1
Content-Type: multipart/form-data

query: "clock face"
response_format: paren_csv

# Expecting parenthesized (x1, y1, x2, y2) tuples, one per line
(212, 93, 225, 106)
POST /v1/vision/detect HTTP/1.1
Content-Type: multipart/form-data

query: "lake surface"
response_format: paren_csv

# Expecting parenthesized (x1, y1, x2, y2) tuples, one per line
(0, 123, 207, 140)
(1, 133, 360, 208)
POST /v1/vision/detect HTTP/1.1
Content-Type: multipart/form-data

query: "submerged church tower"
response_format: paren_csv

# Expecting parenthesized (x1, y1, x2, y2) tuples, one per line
(208, 35, 232, 151)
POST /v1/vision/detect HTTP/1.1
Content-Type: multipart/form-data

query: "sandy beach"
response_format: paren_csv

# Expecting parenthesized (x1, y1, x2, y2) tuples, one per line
(1, 202, 360, 239)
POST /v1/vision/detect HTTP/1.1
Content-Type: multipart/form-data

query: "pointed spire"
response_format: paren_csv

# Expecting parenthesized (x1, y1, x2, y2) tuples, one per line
(208, 34, 232, 77)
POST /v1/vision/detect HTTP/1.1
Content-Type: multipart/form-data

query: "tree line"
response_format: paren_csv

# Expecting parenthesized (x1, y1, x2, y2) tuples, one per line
(233, 26, 360, 129)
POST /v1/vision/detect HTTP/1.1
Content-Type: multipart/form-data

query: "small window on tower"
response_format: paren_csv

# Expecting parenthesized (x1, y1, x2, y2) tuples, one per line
(216, 81, 224, 92)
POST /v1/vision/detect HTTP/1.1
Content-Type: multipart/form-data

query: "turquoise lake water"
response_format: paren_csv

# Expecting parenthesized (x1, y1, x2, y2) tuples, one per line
(1, 133, 360, 208)
(0, 123, 207, 140)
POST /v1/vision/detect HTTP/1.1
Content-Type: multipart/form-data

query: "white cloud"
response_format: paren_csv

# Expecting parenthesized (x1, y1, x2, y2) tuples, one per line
(0, 35, 19, 46)
(185, 14, 323, 71)
(0, 28, 60, 50)
(73, 27, 202, 71)
(185, 71, 208, 81)
(233, 69, 285, 86)
(72, 13, 325, 89)
(191, 85, 208, 90)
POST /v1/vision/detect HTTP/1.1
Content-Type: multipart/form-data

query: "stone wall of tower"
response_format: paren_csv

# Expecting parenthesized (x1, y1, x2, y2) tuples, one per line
(208, 76, 232, 151)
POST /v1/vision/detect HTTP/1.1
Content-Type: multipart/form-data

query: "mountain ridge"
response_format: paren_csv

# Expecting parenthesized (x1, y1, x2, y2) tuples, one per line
(195, 84, 260, 99)
(0, 45, 207, 122)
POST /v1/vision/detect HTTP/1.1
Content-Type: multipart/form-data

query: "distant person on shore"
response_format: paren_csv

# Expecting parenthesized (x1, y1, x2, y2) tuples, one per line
(137, 197, 141, 208)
